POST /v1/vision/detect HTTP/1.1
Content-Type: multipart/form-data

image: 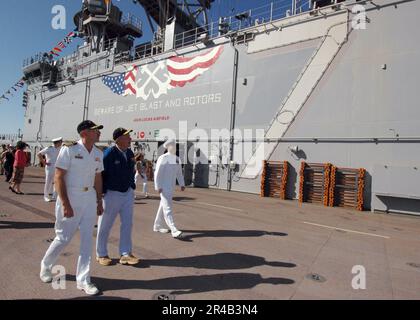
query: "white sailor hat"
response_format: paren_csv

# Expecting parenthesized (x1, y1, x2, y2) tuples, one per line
(52, 137, 63, 143)
(163, 138, 176, 148)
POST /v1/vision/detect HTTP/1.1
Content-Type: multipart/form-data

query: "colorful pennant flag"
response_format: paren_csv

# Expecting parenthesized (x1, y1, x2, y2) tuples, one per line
(50, 31, 76, 57)
(2, 30, 76, 106)
(0, 77, 26, 105)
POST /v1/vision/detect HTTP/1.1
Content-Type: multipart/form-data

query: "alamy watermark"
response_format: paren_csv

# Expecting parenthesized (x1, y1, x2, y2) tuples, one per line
(51, 265, 66, 290)
(154, 121, 266, 168)
(351, 5, 368, 30)
(51, 5, 66, 30)
(351, 265, 366, 290)
(51, 3, 369, 31)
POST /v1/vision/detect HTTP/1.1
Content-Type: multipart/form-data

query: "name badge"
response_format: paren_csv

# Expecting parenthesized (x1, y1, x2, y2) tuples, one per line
(75, 154, 83, 159)
(114, 160, 121, 165)
(95, 157, 101, 162)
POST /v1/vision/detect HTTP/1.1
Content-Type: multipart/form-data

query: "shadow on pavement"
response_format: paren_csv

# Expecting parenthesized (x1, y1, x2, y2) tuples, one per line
(0, 220, 54, 229)
(22, 181, 45, 184)
(67, 295, 131, 300)
(138, 252, 297, 270)
(181, 229, 288, 241)
(68, 272, 295, 296)
(173, 197, 196, 202)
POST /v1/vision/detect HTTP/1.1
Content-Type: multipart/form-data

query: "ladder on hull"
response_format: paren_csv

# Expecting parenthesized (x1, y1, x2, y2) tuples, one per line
(240, 11, 349, 179)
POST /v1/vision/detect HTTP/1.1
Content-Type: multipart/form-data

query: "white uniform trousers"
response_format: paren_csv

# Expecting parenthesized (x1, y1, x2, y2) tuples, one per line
(96, 189, 134, 257)
(135, 172, 148, 195)
(44, 166, 56, 198)
(154, 190, 179, 235)
(41, 189, 97, 285)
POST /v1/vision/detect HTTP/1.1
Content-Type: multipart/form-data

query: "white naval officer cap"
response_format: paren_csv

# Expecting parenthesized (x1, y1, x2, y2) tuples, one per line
(163, 138, 176, 148)
(52, 137, 63, 143)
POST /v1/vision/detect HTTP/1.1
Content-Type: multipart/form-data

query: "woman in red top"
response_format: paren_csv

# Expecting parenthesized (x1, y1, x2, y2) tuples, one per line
(10, 141, 28, 194)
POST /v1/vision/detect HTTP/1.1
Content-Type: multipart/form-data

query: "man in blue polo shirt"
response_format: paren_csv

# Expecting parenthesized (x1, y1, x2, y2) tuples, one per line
(96, 127, 140, 266)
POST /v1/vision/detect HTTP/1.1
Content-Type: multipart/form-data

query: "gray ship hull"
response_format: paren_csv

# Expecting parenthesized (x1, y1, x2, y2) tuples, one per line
(23, 0, 420, 215)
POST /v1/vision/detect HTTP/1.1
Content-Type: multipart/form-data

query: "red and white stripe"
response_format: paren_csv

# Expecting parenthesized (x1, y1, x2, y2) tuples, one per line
(124, 65, 138, 96)
(63, 32, 76, 44)
(167, 46, 223, 88)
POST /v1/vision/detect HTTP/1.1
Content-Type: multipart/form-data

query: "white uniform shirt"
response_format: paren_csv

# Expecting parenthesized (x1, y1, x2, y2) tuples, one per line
(135, 160, 145, 174)
(39, 146, 61, 166)
(55, 140, 104, 189)
(154, 153, 185, 192)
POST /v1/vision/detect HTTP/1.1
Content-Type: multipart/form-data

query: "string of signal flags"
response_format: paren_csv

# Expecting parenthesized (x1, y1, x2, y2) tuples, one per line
(0, 31, 77, 105)
(0, 79, 26, 104)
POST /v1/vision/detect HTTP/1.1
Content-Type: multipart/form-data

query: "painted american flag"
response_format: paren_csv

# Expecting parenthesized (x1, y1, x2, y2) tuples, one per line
(102, 66, 137, 96)
(102, 46, 224, 99)
(167, 46, 224, 88)
(102, 73, 125, 95)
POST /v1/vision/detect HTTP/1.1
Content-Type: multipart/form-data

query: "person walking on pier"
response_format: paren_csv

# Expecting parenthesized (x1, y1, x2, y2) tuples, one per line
(40, 120, 104, 296)
(96, 127, 140, 267)
(0, 144, 6, 175)
(153, 139, 185, 239)
(134, 153, 149, 199)
(38, 137, 63, 202)
(9, 141, 28, 194)
(2, 145, 14, 183)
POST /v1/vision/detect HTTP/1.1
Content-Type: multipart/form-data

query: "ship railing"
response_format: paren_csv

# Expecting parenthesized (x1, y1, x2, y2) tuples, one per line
(63, 51, 80, 65)
(115, 51, 132, 64)
(22, 36, 118, 69)
(24, 0, 325, 73)
(23, 52, 51, 68)
(174, 0, 312, 48)
(103, 37, 119, 51)
(125, 0, 312, 63)
(54, 38, 117, 81)
(52, 38, 117, 67)
(23, 38, 121, 85)
(0, 133, 18, 140)
(133, 41, 164, 60)
(25, 76, 42, 85)
(76, 37, 118, 57)
(121, 12, 143, 32)
(0, 133, 19, 142)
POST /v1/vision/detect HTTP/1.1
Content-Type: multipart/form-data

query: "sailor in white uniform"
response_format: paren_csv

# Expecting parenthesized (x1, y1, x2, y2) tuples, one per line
(153, 139, 185, 238)
(40, 120, 104, 296)
(134, 153, 149, 199)
(38, 137, 63, 202)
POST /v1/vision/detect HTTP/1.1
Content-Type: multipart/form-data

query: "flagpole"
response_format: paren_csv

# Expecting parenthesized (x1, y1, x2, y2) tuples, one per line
(105, 0, 112, 16)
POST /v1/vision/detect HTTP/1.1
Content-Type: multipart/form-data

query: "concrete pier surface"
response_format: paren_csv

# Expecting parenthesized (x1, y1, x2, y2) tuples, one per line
(0, 167, 419, 300)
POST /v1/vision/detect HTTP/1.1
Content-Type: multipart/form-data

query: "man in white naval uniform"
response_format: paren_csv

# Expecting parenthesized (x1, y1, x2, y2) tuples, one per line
(153, 139, 185, 239)
(38, 137, 63, 202)
(40, 120, 104, 296)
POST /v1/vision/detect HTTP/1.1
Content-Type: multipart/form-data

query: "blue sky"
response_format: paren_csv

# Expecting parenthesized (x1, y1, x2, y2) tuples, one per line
(0, 0, 272, 134)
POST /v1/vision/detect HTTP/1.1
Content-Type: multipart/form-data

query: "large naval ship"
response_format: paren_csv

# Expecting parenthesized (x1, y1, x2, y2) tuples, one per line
(21, 0, 420, 215)
(2, 0, 420, 301)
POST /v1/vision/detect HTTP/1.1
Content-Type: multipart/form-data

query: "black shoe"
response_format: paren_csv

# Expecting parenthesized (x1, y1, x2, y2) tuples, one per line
(9, 186, 16, 193)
